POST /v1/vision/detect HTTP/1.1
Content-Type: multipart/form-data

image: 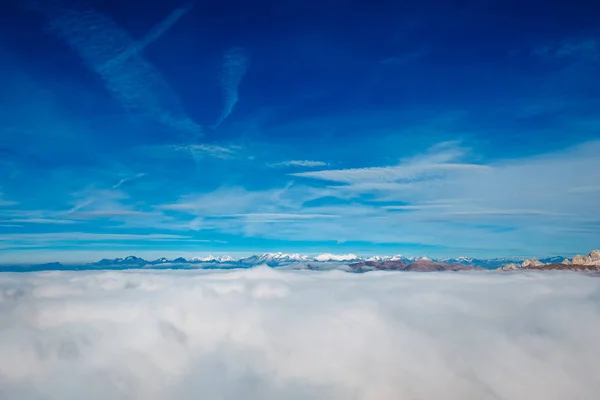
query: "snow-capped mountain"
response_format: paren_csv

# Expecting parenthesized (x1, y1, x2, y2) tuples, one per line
(150, 257, 169, 264)
(258, 252, 312, 262)
(436, 256, 527, 269)
(96, 256, 147, 266)
(314, 253, 361, 262)
(191, 255, 237, 263)
(67, 253, 533, 271)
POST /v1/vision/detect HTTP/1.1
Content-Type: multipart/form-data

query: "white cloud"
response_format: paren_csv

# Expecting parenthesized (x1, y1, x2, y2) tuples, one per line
(0, 269, 599, 399)
(223, 213, 339, 223)
(142, 143, 241, 160)
(0, 218, 77, 224)
(0, 191, 17, 207)
(270, 160, 328, 168)
(112, 173, 146, 189)
(212, 47, 249, 129)
(291, 143, 485, 184)
(0, 232, 191, 242)
(30, 1, 202, 139)
(152, 140, 600, 256)
(185, 144, 240, 159)
(102, 3, 195, 69)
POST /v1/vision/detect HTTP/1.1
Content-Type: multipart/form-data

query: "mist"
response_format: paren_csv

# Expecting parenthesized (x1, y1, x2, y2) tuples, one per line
(1, 267, 599, 399)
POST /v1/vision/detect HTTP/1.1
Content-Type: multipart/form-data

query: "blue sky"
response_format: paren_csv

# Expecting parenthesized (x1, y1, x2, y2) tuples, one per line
(0, 0, 599, 263)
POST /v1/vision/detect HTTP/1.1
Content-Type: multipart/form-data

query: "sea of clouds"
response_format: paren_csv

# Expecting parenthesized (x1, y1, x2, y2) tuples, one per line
(1, 267, 599, 399)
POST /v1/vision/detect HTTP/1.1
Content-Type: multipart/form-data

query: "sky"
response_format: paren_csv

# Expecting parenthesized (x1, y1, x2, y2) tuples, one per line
(0, 0, 599, 262)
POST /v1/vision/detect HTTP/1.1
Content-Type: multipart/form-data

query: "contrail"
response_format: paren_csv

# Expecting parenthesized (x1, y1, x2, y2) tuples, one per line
(112, 172, 146, 189)
(212, 47, 249, 129)
(102, 2, 196, 70)
(26, 0, 202, 141)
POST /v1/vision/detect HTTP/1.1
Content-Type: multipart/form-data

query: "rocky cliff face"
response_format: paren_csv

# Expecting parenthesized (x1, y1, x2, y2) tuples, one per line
(499, 263, 520, 271)
(522, 259, 543, 268)
(571, 250, 600, 266)
(498, 250, 600, 272)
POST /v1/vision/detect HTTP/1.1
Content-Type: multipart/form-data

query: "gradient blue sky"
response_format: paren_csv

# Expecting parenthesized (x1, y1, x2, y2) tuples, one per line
(1, 0, 599, 263)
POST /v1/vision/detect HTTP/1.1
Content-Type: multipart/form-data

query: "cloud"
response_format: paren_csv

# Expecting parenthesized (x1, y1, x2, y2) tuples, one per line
(28, 0, 202, 140)
(269, 160, 328, 168)
(102, 2, 195, 70)
(140, 143, 241, 160)
(112, 173, 146, 189)
(0, 269, 599, 399)
(221, 213, 339, 223)
(184, 144, 241, 159)
(152, 140, 600, 256)
(290, 142, 485, 184)
(0, 232, 190, 242)
(0, 218, 77, 225)
(533, 37, 599, 63)
(0, 193, 17, 207)
(291, 163, 487, 184)
(212, 47, 250, 129)
(0, 209, 82, 226)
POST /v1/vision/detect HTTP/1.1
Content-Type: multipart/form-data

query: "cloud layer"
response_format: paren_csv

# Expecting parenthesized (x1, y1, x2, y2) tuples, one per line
(1, 269, 599, 399)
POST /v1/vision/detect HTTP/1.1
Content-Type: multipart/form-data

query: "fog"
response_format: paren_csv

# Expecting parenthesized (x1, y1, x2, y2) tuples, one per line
(1, 267, 599, 399)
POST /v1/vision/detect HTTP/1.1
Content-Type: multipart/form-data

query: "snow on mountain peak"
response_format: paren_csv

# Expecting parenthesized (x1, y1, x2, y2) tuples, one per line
(259, 253, 311, 262)
(315, 253, 360, 262)
(192, 255, 237, 262)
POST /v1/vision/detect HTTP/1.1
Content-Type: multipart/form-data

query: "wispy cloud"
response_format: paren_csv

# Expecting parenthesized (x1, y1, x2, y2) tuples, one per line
(112, 173, 146, 189)
(212, 47, 249, 129)
(148, 140, 600, 256)
(221, 213, 339, 223)
(0, 218, 77, 224)
(184, 144, 241, 159)
(102, 2, 195, 69)
(533, 37, 599, 63)
(269, 160, 328, 168)
(291, 143, 486, 184)
(0, 192, 17, 207)
(140, 143, 241, 160)
(0, 232, 191, 242)
(29, 0, 202, 140)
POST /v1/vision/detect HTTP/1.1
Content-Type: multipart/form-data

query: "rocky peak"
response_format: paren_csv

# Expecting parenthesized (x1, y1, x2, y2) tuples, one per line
(499, 263, 520, 271)
(522, 259, 543, 268)
(571, 250, 600, 266)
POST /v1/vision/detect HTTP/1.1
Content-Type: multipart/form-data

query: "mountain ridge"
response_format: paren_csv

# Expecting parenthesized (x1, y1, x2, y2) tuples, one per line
(0, 252, 585, 268)
(3, 251, 598, 272)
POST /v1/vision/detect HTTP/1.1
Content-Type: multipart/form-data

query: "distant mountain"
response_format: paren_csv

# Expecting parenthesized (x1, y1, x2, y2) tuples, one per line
(437, 257, 526, 269)
(498, 250, 600, 272)
(83, 252, 530, 269)
(314, 253, 361, 262)
(6, 251, 597, 273)
(191, 255, 236, 263)
(349, 259, 482, 272)
(96, 256, 147, 266)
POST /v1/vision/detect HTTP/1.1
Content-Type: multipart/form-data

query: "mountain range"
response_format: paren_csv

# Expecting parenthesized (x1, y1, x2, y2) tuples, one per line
(1, 251, 582, 272)
(87, 253, 528, 269)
